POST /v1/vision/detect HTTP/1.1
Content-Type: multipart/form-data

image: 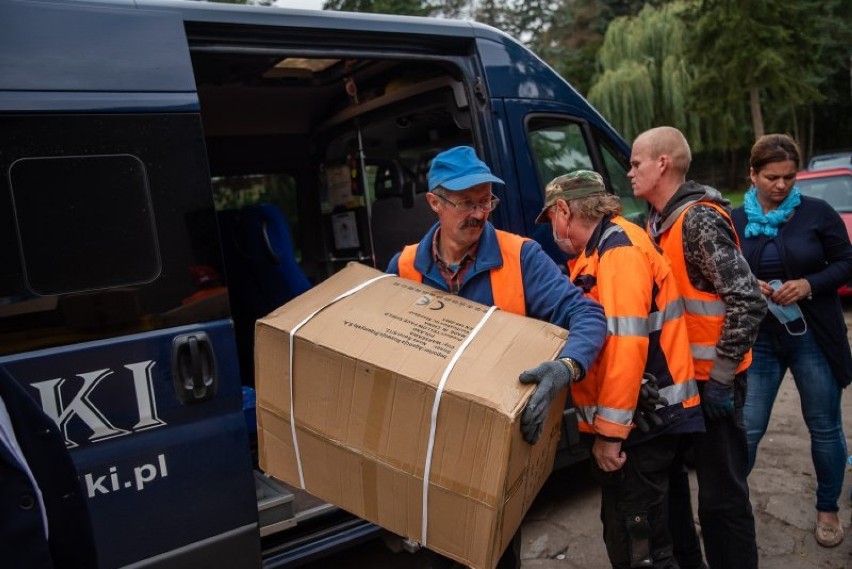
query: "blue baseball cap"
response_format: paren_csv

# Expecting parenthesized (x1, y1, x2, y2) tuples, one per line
(428, 146, 504, 191)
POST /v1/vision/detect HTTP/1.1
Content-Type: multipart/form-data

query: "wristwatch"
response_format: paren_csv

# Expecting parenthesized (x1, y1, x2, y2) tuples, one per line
(559, 357, 583, 381)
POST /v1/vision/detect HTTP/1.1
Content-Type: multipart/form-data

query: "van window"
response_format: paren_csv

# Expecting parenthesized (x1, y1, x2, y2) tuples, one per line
(527, 116, 643, 225)
(212, 173, 301, 260)
(527, 118, 594, 186)
(597, 139, 645, 223)
(0, 113, 225, 356)
(9, 154, 160, 295)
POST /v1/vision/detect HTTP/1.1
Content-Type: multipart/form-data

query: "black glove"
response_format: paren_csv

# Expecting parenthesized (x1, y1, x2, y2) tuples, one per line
(702, 378, 734, 420)
(519, 360, 578, 444)
(633, 372, 669, 433)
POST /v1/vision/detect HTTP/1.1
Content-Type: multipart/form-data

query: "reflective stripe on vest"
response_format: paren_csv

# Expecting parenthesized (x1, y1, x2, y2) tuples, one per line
(569, 216, 700, 438)
(398, 229, 528, 316)
(575, 379, 700, 429)
(657, 201, 752, 379)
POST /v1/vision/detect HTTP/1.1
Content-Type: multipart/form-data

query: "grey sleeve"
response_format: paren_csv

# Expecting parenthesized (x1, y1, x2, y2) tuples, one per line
(682, 206, 767, 382)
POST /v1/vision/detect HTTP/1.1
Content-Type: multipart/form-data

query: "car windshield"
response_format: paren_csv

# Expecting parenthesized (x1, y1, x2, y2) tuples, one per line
(797, 175, 852, 213)
(809, 154, 852, 170)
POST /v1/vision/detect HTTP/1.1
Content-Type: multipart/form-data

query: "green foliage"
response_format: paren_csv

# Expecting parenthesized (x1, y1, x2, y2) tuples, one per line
(532, 0, 661, 96)
(724, 190, 745, 209)
(588, 62, 654, 140)
(686, 0, 850, 150)
(587, 3, 706, 146)
(322, 0, 437, 16)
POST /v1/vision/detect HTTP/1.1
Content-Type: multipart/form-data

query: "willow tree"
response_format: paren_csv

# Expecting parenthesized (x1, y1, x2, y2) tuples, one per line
(587, 2, 705, 147)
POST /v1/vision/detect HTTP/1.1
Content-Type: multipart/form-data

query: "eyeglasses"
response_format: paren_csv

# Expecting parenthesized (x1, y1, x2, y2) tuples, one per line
(433, 192, 500, 213)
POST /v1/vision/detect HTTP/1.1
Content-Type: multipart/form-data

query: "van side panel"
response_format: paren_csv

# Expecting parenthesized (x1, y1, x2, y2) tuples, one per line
(0, 322, 259, 567)
(0, 109, 261, 567)
(0, 1, 196, 93)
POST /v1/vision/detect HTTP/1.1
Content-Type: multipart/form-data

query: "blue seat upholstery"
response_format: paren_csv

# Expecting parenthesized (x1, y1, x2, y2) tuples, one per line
(217, 203, 311, 385)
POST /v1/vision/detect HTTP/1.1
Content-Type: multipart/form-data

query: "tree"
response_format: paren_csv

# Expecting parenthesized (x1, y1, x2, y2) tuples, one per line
(586, 3, 705, 146)
(528, 0, 605, 97)
(322, 0, 438, 16)
(686, 0, 848, 148)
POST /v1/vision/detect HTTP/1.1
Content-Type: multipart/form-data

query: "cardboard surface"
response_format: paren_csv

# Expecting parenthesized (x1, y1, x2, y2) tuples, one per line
(256, 263, 568, 568)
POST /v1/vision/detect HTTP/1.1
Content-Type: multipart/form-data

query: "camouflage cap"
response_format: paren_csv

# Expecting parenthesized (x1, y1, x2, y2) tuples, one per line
(534, 170, 607, 224)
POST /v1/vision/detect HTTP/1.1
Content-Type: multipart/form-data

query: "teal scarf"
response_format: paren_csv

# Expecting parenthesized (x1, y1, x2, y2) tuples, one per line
(743, 187, 801, 238)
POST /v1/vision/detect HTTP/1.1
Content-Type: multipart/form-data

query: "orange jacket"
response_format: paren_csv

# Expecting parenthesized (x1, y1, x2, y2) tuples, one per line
(570, 216, 701, 439)
(398, 229, 527, 316)
(658, 202, 752, 379)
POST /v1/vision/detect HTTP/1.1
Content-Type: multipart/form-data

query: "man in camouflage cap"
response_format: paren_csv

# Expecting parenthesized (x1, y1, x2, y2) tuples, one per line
(532, 169, 705, 569)
(534, 170, 610, 224)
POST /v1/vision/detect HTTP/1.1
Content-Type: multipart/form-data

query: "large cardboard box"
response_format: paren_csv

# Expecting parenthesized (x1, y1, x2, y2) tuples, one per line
(256, 263, 568, 568)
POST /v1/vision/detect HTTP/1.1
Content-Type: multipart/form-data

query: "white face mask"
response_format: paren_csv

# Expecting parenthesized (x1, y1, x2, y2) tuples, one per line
(766, 279, 807, 335)
(552, 225, 575, 255)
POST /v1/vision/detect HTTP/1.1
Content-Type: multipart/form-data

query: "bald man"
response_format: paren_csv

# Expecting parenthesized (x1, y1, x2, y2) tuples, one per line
(629, 127, 766, 569)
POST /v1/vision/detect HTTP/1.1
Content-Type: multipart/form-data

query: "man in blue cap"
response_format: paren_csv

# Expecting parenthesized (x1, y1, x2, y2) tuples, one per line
(387, 146, 607, 568)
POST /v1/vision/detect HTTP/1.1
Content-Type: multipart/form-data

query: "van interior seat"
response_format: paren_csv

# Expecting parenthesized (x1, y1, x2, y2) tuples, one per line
(217, 203, 311, 385)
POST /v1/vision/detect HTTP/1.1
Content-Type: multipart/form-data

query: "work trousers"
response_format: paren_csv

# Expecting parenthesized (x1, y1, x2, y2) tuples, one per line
(593, 434, 681, 569)
(669, 374, 757, 569)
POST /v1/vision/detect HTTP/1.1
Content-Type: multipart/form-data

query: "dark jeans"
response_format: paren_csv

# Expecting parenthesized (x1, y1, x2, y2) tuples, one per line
(669, 374, 757, 569)
(594, 434, 681, 569)
(746, 329, 847, 512)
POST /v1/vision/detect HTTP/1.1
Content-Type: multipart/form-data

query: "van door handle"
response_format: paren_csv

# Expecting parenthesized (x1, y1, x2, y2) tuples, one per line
(172, 333, 218, 404)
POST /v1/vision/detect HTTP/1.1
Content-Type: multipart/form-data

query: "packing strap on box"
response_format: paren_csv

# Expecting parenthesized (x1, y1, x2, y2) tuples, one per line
(421, 304, 497, 547)
(288, 273, 394, 489)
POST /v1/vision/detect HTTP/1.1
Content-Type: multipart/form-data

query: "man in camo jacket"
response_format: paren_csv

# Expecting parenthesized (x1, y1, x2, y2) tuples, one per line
(629, 126, 767, 569)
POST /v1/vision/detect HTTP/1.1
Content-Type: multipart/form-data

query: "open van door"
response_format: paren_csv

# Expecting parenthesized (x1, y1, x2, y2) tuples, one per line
(0, 2, 259, 566)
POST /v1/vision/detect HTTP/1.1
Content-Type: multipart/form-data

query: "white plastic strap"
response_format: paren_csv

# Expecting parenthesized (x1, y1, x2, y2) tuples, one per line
(421, 305, 498, 546)
(288, 273, 394, 489)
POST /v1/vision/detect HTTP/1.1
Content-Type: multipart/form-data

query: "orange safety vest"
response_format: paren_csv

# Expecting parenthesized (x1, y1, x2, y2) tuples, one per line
(657, 202, 752, 379)
(570, 216, 700, 439)
(398, 229, 528, 316)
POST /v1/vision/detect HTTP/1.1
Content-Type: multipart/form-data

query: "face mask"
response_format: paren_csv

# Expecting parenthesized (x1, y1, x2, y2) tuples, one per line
(767, 279, 807, 336)
(552, 226, 575, 254)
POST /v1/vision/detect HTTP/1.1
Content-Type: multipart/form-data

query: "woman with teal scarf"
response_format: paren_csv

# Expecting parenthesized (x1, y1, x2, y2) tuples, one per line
(731, 134, 852, 549)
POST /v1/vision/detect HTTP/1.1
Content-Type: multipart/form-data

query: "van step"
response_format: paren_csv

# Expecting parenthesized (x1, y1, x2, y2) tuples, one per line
(254, 470, 296, 537)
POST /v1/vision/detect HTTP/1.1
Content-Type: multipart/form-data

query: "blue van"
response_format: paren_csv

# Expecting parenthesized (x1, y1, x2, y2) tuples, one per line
(0, 0, 638, 566)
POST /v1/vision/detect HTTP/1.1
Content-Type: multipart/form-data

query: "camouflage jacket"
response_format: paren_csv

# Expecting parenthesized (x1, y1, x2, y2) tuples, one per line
(649, 181, 767, 381)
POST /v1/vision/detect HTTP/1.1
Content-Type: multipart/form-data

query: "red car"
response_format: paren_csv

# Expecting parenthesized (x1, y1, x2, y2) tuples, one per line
(796, 167, 852, 295)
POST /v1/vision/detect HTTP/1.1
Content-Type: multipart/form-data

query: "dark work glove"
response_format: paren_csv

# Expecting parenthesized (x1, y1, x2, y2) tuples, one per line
(519, 360, 577, 444)
(701, 378, 734, 420)
(633, 373, 669, 434)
